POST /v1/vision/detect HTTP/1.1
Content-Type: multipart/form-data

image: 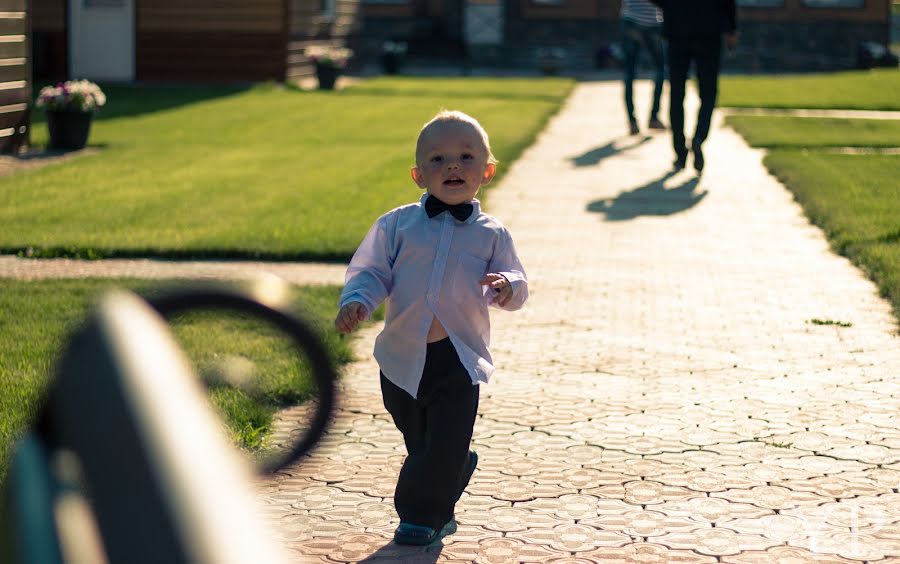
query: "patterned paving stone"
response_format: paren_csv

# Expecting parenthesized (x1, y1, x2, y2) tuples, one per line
(455, 494, 511, 515)
(724, 514, 819, 543)
(441, 537, 567, 562)
(825, 444, 900, 465)
(587, 480, 703, 506)
(711, 485, 833, 511)
(650, 450, 752, 471)
(467, 479, 577, 502)
(581, 508, 709, 538)
(775, 455, 872, 476)
(333, 472, 398, 499)
(779, 474, 884, 499)
(307, 462, 360, 484)
(272, 513, 347, 542)
(847, 468, 900, 489)
(289, 486, 381, 512)
(516, 524, 634, 552)
(505, 430, 584, 454)
(515, 494, 602, 520)
(606, 457, 689, 479)
(788, 531, 892, 561)
(655, 469, 755, 492)
(540, 445, 631, 466)
(574, 543, 719, 563)
(783, 498, 899, 531)
(290, 532, 393, 561)
(469, 506, 571, 533)
(654, 528, 779, 556)
(720, 546, 860, 563)
(655, 496, 773, 525)
(600, 436, 694, 456)
(481, 454, 564, 476)
(473, 418, 532, 441)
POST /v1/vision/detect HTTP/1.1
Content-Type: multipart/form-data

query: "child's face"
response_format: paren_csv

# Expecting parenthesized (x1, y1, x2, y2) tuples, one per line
(411, 121, 496, 205)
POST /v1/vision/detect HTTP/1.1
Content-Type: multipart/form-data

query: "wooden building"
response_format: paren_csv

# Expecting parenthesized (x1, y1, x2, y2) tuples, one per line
(359, 0, 893, 71)
(30, 0, 362, 83)
(0, 0, 29, 154)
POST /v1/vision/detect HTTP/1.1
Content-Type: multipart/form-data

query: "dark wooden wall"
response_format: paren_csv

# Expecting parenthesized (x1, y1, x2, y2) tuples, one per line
(28, 0, 64, 81)
(137, 0, 287, 82)
(0, 0, 29, 153)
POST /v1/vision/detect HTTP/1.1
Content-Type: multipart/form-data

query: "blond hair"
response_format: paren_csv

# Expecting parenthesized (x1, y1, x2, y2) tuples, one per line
(416, 110, 498, 165)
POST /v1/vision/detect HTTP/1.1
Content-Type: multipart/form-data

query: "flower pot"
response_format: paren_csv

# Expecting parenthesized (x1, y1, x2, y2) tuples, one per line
(315, 64, 339, 90)
(381, 52, 403, 75)
(46, 109, 94, 150)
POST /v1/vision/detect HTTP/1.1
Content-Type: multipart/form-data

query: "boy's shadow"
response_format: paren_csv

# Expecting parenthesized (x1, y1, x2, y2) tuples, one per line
(357, 540, 444, 563)
(587, 170, 707, 221)
(569, 135, 652, 167)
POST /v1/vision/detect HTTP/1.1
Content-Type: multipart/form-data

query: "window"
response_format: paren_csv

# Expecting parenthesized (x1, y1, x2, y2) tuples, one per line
(737, 0, 784, 6)
(802, 0, 864, 6)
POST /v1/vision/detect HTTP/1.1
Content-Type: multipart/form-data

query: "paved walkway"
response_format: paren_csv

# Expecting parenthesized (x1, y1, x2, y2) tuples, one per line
(0, 255, 345, 285)
(6, 81, 900, 561)
(254, 82, 900, 562)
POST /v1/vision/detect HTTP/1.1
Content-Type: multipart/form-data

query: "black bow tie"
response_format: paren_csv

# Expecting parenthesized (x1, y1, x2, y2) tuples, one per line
(424, 195, 473, 222)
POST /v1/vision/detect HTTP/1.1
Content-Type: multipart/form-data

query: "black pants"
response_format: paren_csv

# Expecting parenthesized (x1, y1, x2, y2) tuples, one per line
(380, 338, 479, 530)
(667, 33, 723, 156)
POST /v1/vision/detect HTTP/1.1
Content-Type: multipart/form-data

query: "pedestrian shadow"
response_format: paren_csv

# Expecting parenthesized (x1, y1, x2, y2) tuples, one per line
(587, 170, 707, 221)
(569, 135, 652, 167)
(357, 540, 444, 563)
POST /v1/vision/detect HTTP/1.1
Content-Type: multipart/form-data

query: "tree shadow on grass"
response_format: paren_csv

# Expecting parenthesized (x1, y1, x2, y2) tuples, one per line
(31, 83, 253, 125)
(587, 170, 707, 221)
(569, 135, 652, 167)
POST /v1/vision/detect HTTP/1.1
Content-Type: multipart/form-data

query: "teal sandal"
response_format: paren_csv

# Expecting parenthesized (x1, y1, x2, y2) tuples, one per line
(393, 518, 457, 545)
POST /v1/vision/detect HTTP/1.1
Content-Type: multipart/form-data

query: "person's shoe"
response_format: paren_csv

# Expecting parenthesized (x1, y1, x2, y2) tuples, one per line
(692, 143, 704, 173)
(673, 148, 688, 170)
(628, 119, 640, 135)
(393, 518, 457, 546)
(648, 117, 666, 130)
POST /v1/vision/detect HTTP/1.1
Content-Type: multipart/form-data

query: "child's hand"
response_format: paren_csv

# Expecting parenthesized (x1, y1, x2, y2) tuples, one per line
(480, 273, 512, 307)
(335, 302, 367, 334)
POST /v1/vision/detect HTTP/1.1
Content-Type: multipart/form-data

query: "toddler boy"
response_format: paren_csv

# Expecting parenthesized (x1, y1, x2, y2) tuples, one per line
(334, 110, 528, 545)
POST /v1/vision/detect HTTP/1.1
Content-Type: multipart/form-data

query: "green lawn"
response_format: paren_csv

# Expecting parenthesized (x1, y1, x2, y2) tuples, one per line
(725, 116, 900, 149)
(719, 69, 900, 111)
(762, 152, 900, 251)
(725, 76, 900, 323)
(5, 78, 574, 261)
(0, 76, 573, 481)
(0, 279, 359, 478)
(762, 151, 900, 317)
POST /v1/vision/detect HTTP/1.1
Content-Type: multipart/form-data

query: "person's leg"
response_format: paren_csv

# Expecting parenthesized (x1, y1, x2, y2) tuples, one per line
(645, 26, 666, 127)
(691, 34, 723, 172)
(666, 37, 690, 167)
(392, 339, 479, 531)
(381, 372, 431, 532)
(621, 19, 640, 134)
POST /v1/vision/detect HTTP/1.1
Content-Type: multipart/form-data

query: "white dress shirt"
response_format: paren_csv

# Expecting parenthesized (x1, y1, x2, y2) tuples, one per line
(340, 194, 528, 398)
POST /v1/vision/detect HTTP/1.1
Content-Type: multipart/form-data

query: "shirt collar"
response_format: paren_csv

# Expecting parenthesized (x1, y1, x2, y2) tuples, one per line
(419, 193, 481, 224)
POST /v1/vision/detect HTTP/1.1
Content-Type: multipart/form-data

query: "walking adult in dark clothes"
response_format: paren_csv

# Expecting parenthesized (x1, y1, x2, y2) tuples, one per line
(649, 0, 738, 173)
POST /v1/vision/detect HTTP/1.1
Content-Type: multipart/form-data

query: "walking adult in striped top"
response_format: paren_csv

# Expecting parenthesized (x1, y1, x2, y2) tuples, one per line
(620, 0, 667, 136)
